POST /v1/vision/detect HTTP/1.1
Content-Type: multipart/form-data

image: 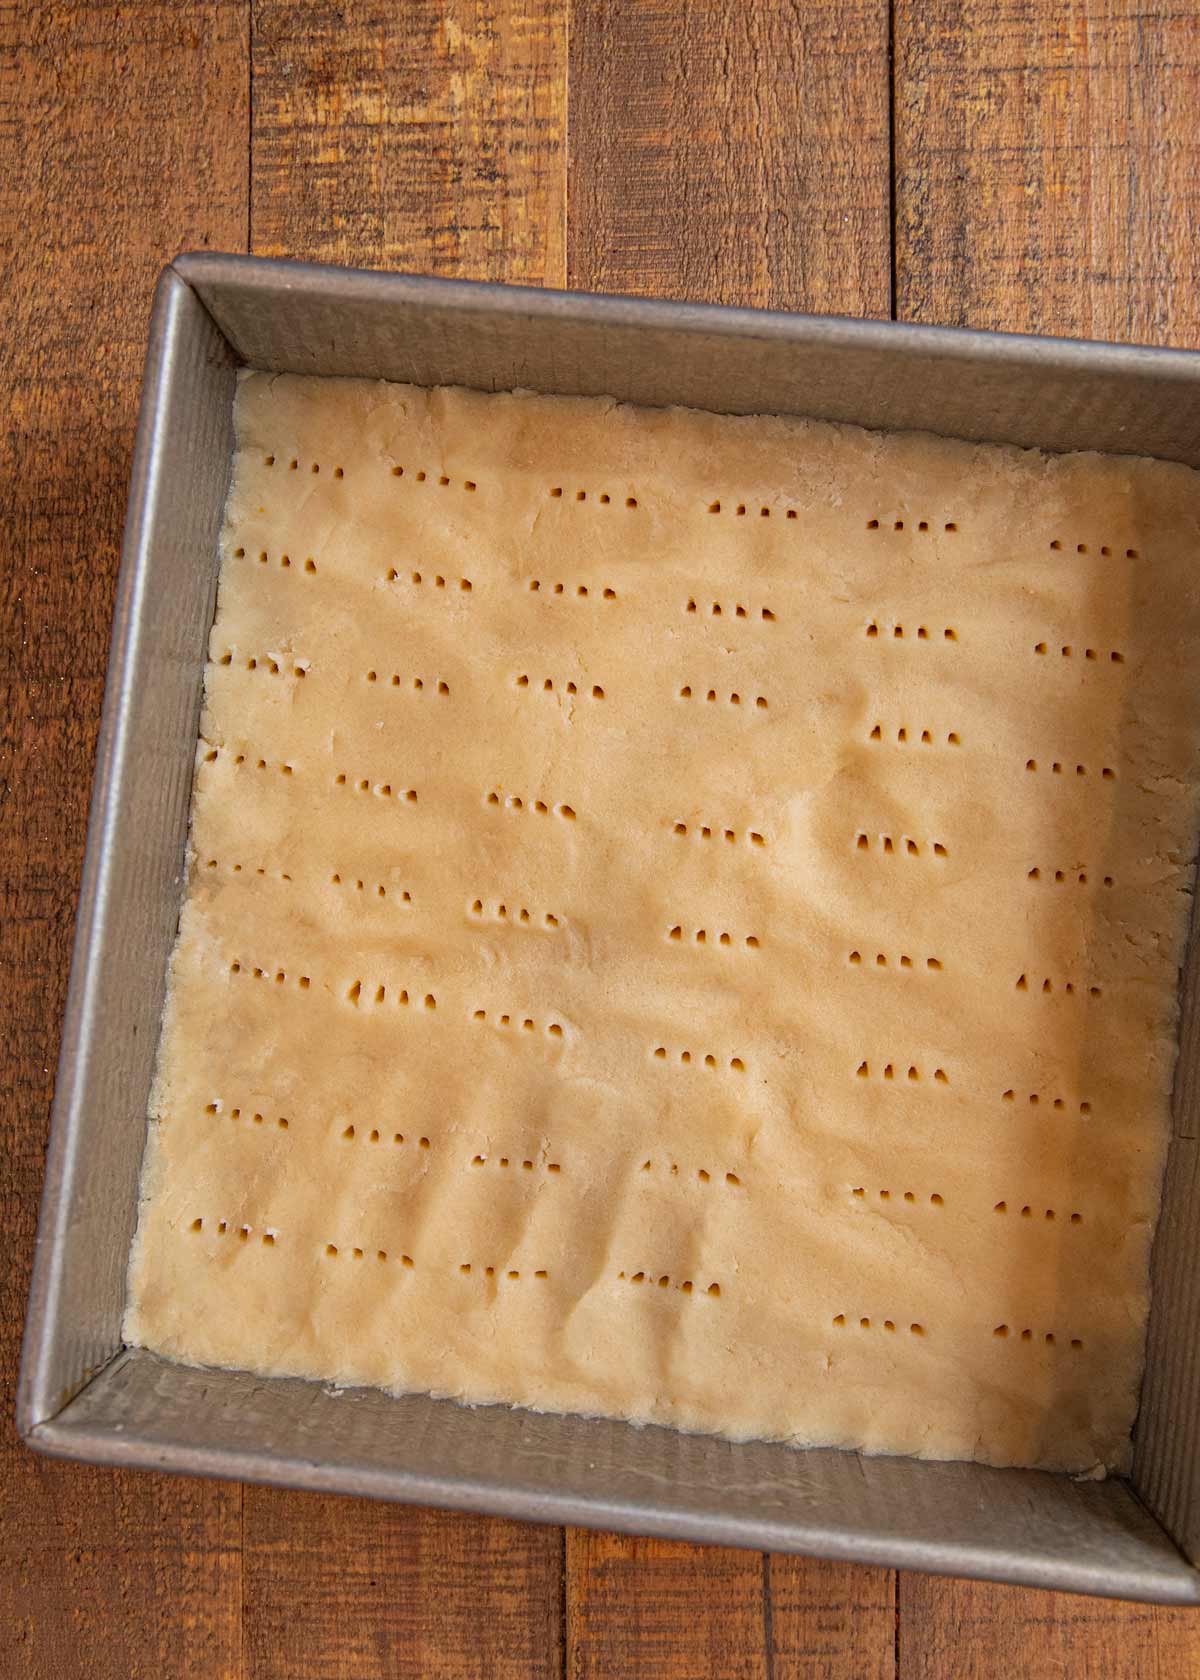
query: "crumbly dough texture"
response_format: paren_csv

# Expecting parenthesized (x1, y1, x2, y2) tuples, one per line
(124, 371, 1200, 1472)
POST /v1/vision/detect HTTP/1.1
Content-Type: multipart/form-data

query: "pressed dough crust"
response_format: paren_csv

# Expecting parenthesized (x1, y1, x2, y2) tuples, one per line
(124, 371, 1200, 1472)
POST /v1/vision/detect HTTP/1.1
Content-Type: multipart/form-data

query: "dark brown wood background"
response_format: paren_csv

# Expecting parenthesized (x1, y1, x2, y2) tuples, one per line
(3, 3, 1200, 1674)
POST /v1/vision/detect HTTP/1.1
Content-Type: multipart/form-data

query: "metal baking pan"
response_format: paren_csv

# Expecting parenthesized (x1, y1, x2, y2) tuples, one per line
(18, 253, 1200, 1603)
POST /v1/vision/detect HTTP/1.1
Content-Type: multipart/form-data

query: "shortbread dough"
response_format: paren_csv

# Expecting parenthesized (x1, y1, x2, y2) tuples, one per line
(124, 371, 1200, 1472)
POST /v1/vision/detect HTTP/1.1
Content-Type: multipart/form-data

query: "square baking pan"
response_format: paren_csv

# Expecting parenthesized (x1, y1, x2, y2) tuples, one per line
(18, 252, 1200, 1603)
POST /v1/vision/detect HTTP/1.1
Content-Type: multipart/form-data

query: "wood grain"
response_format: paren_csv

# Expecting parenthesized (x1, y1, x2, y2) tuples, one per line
(895, 0, 1200, 342)
(244, 1490, 563, 1680)
(899, 1575, 1200, 1680)
(566, 1539, 896, 1680)
(3, 1470, 243, 1680)
(567, 0, 892, 315)
(0, 5, 249, 1676)
(251, 0, 567, 283)
(566, 1533, 767, 1680)
(768, 1555, 896, 1680)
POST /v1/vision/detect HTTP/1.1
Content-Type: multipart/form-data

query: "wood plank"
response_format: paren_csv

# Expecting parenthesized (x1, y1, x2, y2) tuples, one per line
(243, 1490, 563, 1680)
(566, 0, 892, 315)
(3, 1470, 244, 1680)
(566, 1533, 767, 1680)
(894, 1, 1200, 1669)
(565, 6, 895, 1677)
(565, 1535, 896, 1680)
(899, 1575, 1200, 1680)
(895, 0, 1200, 341)
(0, 3, 249, 1676)
(244, 8, 569, 1674)
(251, 0, 567, 283)
(768, 1555, 896, 1680)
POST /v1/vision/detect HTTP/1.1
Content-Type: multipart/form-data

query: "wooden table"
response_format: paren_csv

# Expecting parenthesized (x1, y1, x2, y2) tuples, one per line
(3, 4, 1199, 1674)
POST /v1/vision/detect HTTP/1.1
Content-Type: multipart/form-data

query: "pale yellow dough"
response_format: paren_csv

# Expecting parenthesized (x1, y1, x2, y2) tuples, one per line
(124, 371, 1200, 1472)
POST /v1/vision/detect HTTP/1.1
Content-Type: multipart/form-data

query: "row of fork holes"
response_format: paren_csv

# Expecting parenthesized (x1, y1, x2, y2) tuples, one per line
(642, 1159, 741, 1186)
(867, 519, 958, 533)
(550, 487, 637, 507)
(205, 860, 292, 881)
(471, 1155, 561, 1172)
(332, 874, 412, 902)
(386, 569, 473, 590)
(1050, 540, 1138, 557)
(672, 820, 765, 846)
(857, 833, 949, 858)
(367, 672, 449, 693)
(1003, 1092, 1092, 1114)
(472, 900, 559, 928)
(204, 1103, 288, 1129)
(326, 1243, 416, 1265)
(342, 1125, 430, 1147)
(487, 791, 576, 818)
(229, 961, 310, 989)
(515, 675, 605, 698)
(347, 982, 435, 1008)
(856, 1061, 949, 1083)
(264, 456, 342, 478)
(204, 749, 294, 773)
(460, 1264, 549, 1278)
(1016, 974, 1102, 997)
(218, 652, 306, 678)
(854, 1188, 943, 1206)
(709, 497, 794, 519)
(619, 1271, 721, 1295)
(473, 1010, 564, 1037)
(994, 1201, 1083, 1223)
(687, 599, 776, 621)
(1028, 867, 1114, 887)
(1025, 760, 1116, 778)
(679, 687, 768, 708)
(391, 466, 476, 492)
(653, 1046, 745, 1071)
(335, 775, 418, 801)
(1036, 642, 1125, 662)
(668, 926, 759, 949)
(204, 1106, 543, 1166)
(530, 580, 617, 598)
(994, 1326, 1084, 1348)
(867, 623, 956, 641)
(190, 1217, 275, 1244)
(851, 952, 942, 970)
(870, 725, 960, 745)
(834, 1315, 925, 1333)
(233, 547, 317, 573)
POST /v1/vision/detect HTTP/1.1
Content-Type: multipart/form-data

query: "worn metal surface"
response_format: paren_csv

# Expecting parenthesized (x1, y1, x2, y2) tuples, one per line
(18, 268, 237, 1433)
(27, 1346, 1200, 1605)
(178, 251, 1200, 464)
(19, 254, 1200, 1603)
